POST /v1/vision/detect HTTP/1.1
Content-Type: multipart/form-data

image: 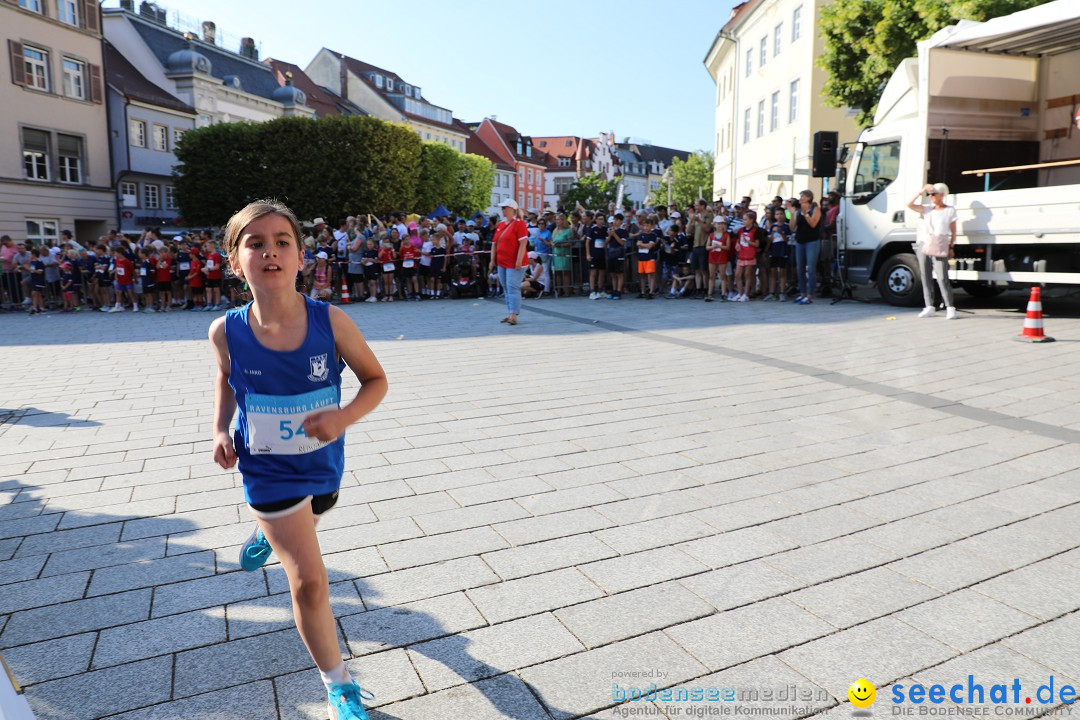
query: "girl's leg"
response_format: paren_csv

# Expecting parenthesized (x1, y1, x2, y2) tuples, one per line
(255, 505, 341, 671)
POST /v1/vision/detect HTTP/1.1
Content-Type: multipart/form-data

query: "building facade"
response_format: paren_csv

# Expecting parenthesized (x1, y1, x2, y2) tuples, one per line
(470, 118, 547, 214)
(104, 41, 196, 236)
(704, 0, 858, 205)
(616, 142, 693, 207)
(2, 0, 113, 244)
(305, 49, 468, 151)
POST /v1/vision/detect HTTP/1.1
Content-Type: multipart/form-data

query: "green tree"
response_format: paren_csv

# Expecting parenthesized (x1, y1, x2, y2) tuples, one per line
(649, 152, 715, 208)
(415, 141, 460, 215)
(561, 173, 623, 211)
(819, 0, 1053, 128)
(453, 153, 496, 216)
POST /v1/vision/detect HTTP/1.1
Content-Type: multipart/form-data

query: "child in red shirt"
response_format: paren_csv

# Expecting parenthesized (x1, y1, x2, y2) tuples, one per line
(155, 249, 173, 311)
(706, 218, 733, 302)
(111, 247, 138, 312)
(203, 241, 224, 311)
(399, 243, 420, 300)
(377, 240, 397, 302)
(187, 252, 205, 310)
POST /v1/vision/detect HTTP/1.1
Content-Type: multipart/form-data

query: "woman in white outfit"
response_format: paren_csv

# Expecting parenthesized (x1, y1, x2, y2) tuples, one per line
(907, 182, 957, 319)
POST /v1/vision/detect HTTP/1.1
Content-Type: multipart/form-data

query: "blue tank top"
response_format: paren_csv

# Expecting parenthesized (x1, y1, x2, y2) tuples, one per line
(225, 296, 346, 504)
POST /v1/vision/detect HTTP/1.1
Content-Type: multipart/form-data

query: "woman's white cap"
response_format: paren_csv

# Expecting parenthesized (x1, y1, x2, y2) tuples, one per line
(498, 199, 518, 210)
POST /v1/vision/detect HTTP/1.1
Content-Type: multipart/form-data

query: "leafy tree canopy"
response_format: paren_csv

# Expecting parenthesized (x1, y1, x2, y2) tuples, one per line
(649, 152, 715, 208)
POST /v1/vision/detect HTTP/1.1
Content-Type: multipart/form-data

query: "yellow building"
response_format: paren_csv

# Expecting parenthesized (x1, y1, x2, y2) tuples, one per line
(704, 0, 859, 205)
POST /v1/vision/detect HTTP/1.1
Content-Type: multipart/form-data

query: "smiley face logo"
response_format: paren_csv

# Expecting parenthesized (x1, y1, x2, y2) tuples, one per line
(848, 678, 876, 708)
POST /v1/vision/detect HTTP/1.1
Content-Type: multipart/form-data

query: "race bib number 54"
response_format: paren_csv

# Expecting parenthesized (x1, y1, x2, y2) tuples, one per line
(246, 386, 340, 455)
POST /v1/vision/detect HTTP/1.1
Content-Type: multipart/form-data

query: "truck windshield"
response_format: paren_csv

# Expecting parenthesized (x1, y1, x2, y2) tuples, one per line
(852, 141, 900, 200)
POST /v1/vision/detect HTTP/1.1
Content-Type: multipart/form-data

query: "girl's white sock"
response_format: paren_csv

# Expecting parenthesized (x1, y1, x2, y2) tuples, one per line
(320, 661, 351, 689)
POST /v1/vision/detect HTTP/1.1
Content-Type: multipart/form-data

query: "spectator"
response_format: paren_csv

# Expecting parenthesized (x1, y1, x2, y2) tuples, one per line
(521, 252, 549, 298)
(490, 198, 528, 325)
(605, 214, 628, 300)
(688, 199, 713, 296)
(551, 213, 574, 297)
(907, 182, 957, 319)
(788, 190, 823, 305)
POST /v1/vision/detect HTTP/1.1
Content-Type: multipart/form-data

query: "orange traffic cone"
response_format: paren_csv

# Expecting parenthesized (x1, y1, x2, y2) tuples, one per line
(340, 277, 350, 304)
(1017, 286, 1054, 343)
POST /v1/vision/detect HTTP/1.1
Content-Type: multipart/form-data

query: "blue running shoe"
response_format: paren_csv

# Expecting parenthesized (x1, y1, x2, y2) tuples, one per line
(239, 525, 272, 571)
(327, 681, 375, 720)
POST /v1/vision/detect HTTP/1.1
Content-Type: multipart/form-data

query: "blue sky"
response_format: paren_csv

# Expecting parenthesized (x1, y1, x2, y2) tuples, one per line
(104, 0, 735, 153)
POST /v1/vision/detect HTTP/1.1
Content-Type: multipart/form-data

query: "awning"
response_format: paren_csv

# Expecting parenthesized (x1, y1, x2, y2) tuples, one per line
(926, 0, 1080, 57)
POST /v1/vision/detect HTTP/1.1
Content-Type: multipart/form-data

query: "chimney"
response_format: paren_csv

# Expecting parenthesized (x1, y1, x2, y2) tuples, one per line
(239, 37, 258, 61)
(120, 0, 134, 11)
(201, 21, 216, 45)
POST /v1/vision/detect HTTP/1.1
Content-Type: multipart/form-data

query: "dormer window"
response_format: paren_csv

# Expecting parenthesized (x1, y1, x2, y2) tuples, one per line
(516, 139, 522, 155)
(374, 74, 383, 88)
(414, 86, 421, 98)
(403, 84, 411, 97)
(386, 78, 394, 92)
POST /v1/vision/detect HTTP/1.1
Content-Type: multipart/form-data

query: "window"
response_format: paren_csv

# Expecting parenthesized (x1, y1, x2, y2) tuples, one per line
(745, 48, 752, 77)
(22, 127, 49, 181)
(539, 140, 547, 147)
(18, 0, 43, 12)
(58, 134, 82, 184)
(197, 114, 211, 128)
(152, 125, 168, 152)
(386, 78, 394, 92)
(527, 169, 533, 184)
(120, 181, 138, 207)
(144, 184, 159, 209)
(789, 79, 800, 123)
(165, 186, 178, 210)
(558, 157, 571, 167)
(517, 191, 524, 206)
(759, 37, 767, 67)
(757, 100, 765, 138)
(374, 75, 383, 88)
(852, 141, 900, 198)
(57, 0, 79, 26)
(23, 46, 50, 92)
(565, 139, 572, 147)
(502, 174, 509, 188)
(743, 108, 751, 144)
(792, 6, 802, 42)
(774, 24, 783, 56)
(173, 128, 185, 147)
(770, 91, 780, 132)
(402, 84, 411, 97)
(62, 58, 85, 100)
(26, 219, 59, 245)
(129, 119, 146, 148)
(519, 168, 525, 183)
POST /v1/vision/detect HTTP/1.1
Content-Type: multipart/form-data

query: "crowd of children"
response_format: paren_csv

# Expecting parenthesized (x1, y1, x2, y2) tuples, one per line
(0, 191, 839, 315)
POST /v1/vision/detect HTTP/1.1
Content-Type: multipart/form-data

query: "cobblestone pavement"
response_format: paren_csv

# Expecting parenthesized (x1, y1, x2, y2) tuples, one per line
(2, 295, 1079, 720)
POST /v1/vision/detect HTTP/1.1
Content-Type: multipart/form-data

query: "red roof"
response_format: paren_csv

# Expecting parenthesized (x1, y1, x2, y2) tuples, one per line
(480, 118, 550, 167)
(465, 129, 514, 171)
(533, 136, 592, 169)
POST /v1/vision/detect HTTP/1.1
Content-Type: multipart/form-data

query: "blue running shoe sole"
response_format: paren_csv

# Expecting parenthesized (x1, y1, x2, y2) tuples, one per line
(239, 525, 272, 571)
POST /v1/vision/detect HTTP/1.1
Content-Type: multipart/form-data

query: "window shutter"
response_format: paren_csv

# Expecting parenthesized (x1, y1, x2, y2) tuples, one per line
(89, 63, 102, 103)
(8, 40, 25, 87)
(82, 0, 99, 33)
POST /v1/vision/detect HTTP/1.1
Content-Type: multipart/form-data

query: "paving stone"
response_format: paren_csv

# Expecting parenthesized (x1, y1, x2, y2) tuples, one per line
(378, 526, 508, 570)
(762, 505, 882, 545)
(55, 497, 176, 530)
(369, 491, 459, 520)
(678, 526, 797, 569)
(13, 522, 122, 558)
(680, 559, 804, 611)
(92, 607, 226, 668)
(413, 499, 530, 535)
(87, 549, 216, 596)
(340, 591, 487, 656)
(373, 672, 552, 720)
(518, 631, 708, 719)
(515, 484, 625, 516)
(481, 533, 618, 580)
(578, 546, 708, 594)
(555, 581, 714, 649)
(173, 626, 338, 698)
(2, 588, 150, 647)
(151, 568, 267, 617)
(24, 656, 172, 720)
(274, 649, 424, 718)
(762, 535, 899, 585)
(466, 568, 604, 624)
(226, 580, 364, 639)
(447, 476, 554, 506)
(41, 536, 166, 576)
(120, 505, 239, 541)
(778, 616, 958, 699)
(1002, 611, 1080, 680)
(408, 612, 584, 691)
(788, 565, 942, 629)
(0, 570, 88, 614)
(105, 680, 278, 720)
(358, 556, 500, 608)
(665, 597, 835, 671)
(690, 494, 800, 532)
(491, 507, 613, 546)
(897, 589, 1040, 652)
(972, 557, 1080, 620)
(2, 632, 96, 685)
(592, 514, 716, 555)
(887, 542, 1014, 592)
(0, 554, 46, 586)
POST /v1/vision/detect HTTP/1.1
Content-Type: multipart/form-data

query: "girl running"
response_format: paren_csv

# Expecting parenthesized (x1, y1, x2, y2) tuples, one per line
(209, 199, 387, 720)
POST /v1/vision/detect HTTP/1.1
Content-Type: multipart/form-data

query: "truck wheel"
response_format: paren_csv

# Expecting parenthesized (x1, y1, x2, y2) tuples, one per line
(959, 281, 1004, 299)
(876, 253, 923, 307)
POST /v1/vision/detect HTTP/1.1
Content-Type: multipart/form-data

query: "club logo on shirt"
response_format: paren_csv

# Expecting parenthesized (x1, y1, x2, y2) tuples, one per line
(307, 354, 329, 382)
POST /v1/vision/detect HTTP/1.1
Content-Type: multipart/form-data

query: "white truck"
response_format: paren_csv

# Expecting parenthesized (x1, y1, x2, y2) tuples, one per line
(837, 0, 1080, 306)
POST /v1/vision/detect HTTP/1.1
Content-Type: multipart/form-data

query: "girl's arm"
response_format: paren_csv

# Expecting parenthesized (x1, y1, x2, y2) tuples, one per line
(208, 318, 237, 469)
(303, 307, 388, 441)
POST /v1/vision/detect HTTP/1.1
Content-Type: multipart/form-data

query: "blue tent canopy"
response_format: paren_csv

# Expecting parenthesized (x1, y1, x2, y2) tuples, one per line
(428, 205, 451, 218)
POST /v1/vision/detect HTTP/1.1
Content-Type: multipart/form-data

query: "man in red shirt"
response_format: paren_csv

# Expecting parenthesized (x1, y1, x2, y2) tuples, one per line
(489, 199, 529, 325)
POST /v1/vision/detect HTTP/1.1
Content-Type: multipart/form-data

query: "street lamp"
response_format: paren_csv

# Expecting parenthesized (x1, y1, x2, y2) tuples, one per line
(662, 168, 673, 206)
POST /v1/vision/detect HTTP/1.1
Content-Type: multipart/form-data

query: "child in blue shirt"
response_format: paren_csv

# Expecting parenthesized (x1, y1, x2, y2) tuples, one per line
(209, 199, 387, 720)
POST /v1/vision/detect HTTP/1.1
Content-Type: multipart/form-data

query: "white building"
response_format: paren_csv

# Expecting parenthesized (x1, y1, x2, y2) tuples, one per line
(704, 0, 858, 205)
